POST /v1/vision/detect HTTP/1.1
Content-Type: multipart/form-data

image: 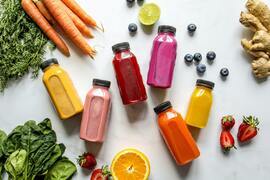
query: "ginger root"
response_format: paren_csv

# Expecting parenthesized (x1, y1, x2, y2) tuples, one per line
(240, 0, 270, 78)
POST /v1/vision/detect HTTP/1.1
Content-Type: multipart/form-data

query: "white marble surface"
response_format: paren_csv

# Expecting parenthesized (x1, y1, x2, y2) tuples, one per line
(1, 0, 270, 179)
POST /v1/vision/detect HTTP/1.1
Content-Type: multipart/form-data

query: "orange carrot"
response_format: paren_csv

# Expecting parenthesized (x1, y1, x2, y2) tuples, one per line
(43, 0, 96, 57)
(33, 0, 55, 25)
(58, 0, 94, 38)
(21, 0, 70, 56)
(61, 0, 100, 29)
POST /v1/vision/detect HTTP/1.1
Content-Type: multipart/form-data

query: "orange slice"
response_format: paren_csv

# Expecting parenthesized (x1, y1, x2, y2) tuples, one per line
(111, 148, 150, 180)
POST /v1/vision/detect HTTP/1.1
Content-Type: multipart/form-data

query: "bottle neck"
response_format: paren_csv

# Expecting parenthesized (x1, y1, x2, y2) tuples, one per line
(157, 107, 173, 116)
(93, 85, 109, 90)
(158, 32, 175, 36)
(114, 49, 130, 54)
(42, 64, 59, 72)
(196, 85, 213, 92)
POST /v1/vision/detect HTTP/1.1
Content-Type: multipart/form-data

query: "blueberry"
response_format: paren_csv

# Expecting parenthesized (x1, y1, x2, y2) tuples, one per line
(197, 64, 206, 74)
(128, 23, 137, 33)
(127, 0, 135, 3)
(220, 68, 229, 77)
(193, 53, 202, 63)
(207, 51, 216, 61)
(187, 24, 197, 33)
(184, 54, 193, 63)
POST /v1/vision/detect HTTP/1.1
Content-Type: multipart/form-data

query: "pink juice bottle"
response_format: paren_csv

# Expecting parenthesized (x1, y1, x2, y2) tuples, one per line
(80, 79, 111, 142)
(147, 25, 177, 88)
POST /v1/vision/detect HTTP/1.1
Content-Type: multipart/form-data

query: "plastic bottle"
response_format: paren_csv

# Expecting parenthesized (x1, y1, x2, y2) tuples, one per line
(186, 79, 215, 128)
(80, 79, 111, 142)
(154, 101, 200, 165)
(112, 42, 147, 105)
(41, 58, 83, 120)
(147, 25, 177, 88)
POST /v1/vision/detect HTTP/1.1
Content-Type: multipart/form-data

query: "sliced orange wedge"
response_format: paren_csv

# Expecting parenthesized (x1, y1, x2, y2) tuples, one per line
(111, 148, 150, 180)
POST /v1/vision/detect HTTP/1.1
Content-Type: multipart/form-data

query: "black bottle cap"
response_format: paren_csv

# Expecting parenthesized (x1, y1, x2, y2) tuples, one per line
(196, 79, 215, 89)
(158, 25, 176, 34)
(93, 79, 111, 88)
(40, 58, 59, 71)
(112, 42, 130, 53)
(154, 101, 172, 114)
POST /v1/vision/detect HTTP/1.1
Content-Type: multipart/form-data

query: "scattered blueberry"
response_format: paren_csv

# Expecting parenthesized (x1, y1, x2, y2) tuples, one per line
(187, 24, 197, 33)
(127, 0, 135, 4)
(206, 51, 216, 61)
(220, 68, 229, 77)
(128, 23, 138, 33)
(184, 54, 193, 63)
(193, 53, 202, 63)
(196, 64, 206, 74)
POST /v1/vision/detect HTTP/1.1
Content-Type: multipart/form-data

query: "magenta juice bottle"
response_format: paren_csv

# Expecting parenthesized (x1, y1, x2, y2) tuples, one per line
(80, 79, 111, 142)
(147, 25, 177, 88)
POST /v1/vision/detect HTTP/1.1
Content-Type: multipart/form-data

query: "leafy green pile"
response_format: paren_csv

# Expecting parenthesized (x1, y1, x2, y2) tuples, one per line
(0, 0, 49, 92)
(0, 118, 77, 180)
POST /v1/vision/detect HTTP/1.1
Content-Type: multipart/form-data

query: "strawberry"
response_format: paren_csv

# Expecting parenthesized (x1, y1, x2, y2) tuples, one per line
(221, 115, 235, 130)
(91, 165, 112, 180)
(77, 152, 97, 170)
(220, 131, 236, 152)
(237, 116, 259, 143)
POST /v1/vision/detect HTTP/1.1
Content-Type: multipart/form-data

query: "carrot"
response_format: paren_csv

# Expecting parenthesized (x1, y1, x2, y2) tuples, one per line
(58, 0, 94, 38)
(33, 0, 55, 25)
(21, 0, 70, 56)
(61, 0, 102, 30)
(43, 0, 96, 57)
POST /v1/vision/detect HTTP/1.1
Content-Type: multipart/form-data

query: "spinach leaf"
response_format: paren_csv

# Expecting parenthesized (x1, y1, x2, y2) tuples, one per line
(39, 144, 66, 175)
(0, 129, 7, 179)
(0, 129, 7, 158)
(45, 157, 77, 180)
(4, 149, 27, 179)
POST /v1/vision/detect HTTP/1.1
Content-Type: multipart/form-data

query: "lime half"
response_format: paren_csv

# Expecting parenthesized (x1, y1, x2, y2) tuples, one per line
(139, 3, 161, 26)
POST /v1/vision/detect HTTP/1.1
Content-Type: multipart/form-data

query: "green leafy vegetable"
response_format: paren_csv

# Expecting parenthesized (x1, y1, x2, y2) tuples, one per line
(0, 118, 77, 179)
(0, 130, 7, 179)
(45, 157, 77, 180)
(0, 0, 49, 92)
(4, 149, 27, 179)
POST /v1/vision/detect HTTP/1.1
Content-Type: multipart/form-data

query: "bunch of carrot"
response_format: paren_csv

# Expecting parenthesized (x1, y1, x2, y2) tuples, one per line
(21, 0, 101, 58)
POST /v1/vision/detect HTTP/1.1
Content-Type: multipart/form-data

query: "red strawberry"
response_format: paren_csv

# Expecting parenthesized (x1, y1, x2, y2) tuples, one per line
(220, 131, 236, 152)
(221, 115, 235, 130)
(91, 165, 112, 180)
(77, 152, 97, 170)
(237, 116, 259, 142)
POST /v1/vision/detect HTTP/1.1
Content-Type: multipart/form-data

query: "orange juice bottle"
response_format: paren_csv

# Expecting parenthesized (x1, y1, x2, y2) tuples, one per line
(41, 58, 83, 120)
(186, 79, 214, 128)
(154, 101, 200, 165)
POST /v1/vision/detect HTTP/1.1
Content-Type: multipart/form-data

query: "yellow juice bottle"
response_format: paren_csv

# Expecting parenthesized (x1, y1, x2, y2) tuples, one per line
(185, 79, 215, 128)
(41, 58, 83, 120)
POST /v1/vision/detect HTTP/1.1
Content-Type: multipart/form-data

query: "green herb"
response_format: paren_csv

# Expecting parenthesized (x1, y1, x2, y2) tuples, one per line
(0, 118, 77, 180)
(0, 0, 49, 92)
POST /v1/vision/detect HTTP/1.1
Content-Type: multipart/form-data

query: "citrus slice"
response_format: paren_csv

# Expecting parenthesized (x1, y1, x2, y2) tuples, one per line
(111, 148, 150, 180)
(139, 3, 161, 25)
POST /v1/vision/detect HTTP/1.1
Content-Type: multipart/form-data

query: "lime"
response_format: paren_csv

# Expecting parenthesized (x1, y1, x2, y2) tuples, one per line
(139, 3, 161, 26)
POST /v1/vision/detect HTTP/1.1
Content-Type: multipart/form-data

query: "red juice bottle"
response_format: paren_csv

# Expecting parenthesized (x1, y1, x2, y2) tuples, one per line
(112, 42, 147, 105)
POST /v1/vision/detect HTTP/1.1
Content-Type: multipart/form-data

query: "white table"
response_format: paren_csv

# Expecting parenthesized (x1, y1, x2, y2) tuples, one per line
(1, 0, 270, 179)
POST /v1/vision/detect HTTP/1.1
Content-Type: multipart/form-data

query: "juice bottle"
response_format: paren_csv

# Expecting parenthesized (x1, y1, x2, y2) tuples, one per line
(147, 25, 177, 88)
(41, 58, 83, 120)
(112, 42, 147, 105)
(154, 101, 200, 165)
(80, 79, 111, 142)
(185, 79, 215, 128)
